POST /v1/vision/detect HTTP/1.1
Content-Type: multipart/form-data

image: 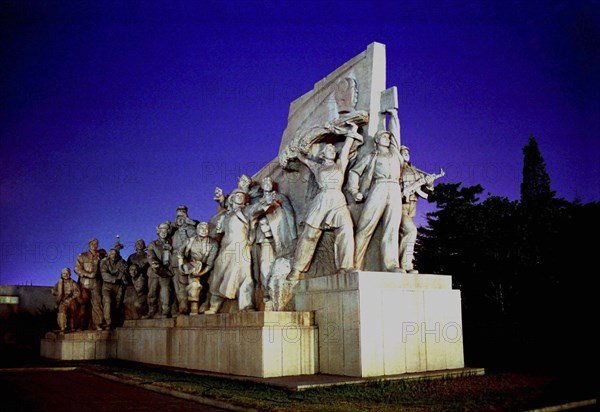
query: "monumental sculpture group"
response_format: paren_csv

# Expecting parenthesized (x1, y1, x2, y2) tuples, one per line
(52, 81, 443, 330)
(43, 43, 464, 381)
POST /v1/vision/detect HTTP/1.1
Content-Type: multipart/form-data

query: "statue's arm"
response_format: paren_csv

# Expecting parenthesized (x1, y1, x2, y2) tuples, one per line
(387, 108, 401, 150)
(339, 135, 355, 172)
(347, 154, 371, 200)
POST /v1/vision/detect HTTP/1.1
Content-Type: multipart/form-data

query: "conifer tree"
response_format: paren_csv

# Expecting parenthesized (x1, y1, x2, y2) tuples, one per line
(520, 135, 555, 207)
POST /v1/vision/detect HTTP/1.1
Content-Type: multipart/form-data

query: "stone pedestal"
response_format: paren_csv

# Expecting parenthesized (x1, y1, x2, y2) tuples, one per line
(117, 312, 318, 378)
(40, 330, 117, 360)
(294, 271, 465, 377)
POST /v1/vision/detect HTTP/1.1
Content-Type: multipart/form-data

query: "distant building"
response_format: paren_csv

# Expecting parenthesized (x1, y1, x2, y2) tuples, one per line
(0, 285, 54, 320)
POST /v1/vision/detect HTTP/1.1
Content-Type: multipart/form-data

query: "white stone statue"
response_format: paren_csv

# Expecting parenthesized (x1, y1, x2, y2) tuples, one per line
(51, 268, 80, 333)
(74, 237, 106, 330)
(286, 131, 361, 281)
(178, 222, 219, 315)
(348, 108, 405, 272)
(100, 248, 128, 329)
(170, 205, 198, 315)
(251, 177, 297, 310)
(145, 222, 174, 318)
(398, 146, 445, 273)
(205, 190, 271, 314)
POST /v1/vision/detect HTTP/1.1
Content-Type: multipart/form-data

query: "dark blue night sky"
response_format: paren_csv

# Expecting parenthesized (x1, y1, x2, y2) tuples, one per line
(1, 1, 598, 286)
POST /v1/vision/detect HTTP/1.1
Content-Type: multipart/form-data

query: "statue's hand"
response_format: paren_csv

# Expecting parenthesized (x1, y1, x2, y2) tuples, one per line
(214, 187, 224, 201)
(439, 168, 445, 177)
(353, 192, 364, 203)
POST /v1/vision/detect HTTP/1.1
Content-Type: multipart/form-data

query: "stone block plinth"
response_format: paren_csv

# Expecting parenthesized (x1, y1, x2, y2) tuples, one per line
(294, 271, 465, 377)
(40, 330, 117, 360)
(116, 311, 318, 378)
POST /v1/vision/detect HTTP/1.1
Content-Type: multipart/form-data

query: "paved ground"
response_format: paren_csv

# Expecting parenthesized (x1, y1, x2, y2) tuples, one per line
(0, 368, 230, 412)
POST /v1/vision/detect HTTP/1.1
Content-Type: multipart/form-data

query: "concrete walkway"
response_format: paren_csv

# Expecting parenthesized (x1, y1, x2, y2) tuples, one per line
(0, 368, 239, 411)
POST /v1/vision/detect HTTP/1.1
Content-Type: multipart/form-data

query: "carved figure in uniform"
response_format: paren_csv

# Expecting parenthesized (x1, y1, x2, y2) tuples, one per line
(74, 238, 106, 330)
(51, 268, 80, 332)
(178, 222, 219, 315)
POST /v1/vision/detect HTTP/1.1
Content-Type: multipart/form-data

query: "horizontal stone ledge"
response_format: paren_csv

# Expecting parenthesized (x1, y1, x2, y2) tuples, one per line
(296, 272, 453, 293)
(123, 311, 315, 329)
(43, 330, 116, 341)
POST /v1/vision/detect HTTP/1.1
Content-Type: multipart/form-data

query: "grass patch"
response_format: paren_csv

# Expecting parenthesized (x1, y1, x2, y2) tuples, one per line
(74, 360, 596, 411)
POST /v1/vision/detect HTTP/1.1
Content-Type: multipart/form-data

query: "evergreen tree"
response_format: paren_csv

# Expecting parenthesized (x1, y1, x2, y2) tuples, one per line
(520, 135, 555, 207)
(415, 136, 596, 373)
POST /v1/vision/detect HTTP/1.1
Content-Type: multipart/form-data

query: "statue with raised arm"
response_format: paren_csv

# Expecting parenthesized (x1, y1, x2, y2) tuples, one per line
(348, 108, 406, 272)
(178, 222, 219, 315)
(51, 268, 80, 333)
(206, 190, 272, 314)
(399, 146, 445, 273)
(210, 175, 261, 238)
(286, 129, 361, 281)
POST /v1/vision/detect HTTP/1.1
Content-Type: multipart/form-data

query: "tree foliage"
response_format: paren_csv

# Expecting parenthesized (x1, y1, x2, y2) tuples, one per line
(415, 137, 597, 373)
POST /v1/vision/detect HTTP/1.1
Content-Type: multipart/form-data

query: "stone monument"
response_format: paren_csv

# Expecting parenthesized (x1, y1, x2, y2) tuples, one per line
(42, 42, 466, 380)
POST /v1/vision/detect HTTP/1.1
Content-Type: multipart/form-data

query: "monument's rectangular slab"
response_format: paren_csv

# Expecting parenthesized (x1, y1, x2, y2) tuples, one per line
(40, 330, 117, 360)
(294, 271, 464, 377)
(116, 312, 318, 378)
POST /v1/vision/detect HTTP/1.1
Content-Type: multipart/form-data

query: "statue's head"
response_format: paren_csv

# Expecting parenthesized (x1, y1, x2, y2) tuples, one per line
(129, 264, 139, 276)
(238, 174, 251, 192)
(108, 248, 119, 261)
(259, 217, 272, 236)
(156, 222, 171, 239)
(320, 144, 337, 161)
(374, 130, 392, 148)
(88, 238, 99, 252)
(61, 267, 71, 279)
(135, 239, 146, 252)
(230, 189, 248, 206)
(399, 145, 410, 162)
(261, 176, 273, 192)
(176, 205, 188, 217)
(335, 77, 358, 114)
(196, 222, 209, 237)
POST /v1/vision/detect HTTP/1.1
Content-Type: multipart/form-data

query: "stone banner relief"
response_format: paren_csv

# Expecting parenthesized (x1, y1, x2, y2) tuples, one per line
(42, 43, 463, 379)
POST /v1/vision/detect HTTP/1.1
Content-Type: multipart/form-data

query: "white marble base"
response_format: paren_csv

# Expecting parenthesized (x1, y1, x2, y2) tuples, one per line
(40, 330, 117, 360)
(294, 271, 465, 377)
(116, 312, 318, 378)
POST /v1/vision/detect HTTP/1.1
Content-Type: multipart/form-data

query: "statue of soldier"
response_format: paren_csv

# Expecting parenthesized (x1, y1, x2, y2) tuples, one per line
(146, 222, 175, 318)
(252, 177, 297, 310)
(127, 239, 149, 318)
(100, 248, 128, 329)
(51, 268, 80, 333)
(74, 238, 106, 330)
(178, 222, 219, 315)
(206, 190, 271, 314)
(128, 264, 148, 318)
(399, 145, 444, 273)
(348, 108, 405, 272)
(170, 205, 197, 315)
(127, 239, 149, 274)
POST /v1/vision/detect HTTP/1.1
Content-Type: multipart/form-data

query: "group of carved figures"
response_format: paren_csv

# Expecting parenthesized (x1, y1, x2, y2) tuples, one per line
(51, 178, 298, 331)
(52, 77, 444, 332)
(281, 78, 444, 283)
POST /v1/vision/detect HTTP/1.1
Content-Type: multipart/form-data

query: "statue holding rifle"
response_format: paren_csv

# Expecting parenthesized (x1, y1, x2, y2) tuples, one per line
(399, 145, 444, 273)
